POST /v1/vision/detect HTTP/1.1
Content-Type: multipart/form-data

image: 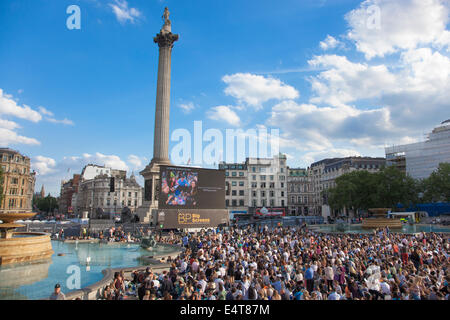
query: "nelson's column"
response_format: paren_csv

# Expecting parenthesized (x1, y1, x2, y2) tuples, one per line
(137, 8, 179, 223)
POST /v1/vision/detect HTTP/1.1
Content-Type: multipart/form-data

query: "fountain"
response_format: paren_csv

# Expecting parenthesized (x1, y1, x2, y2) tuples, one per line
(140, 235, 157, 250)
(362, 208, 402, 229)
(0, 213, 54, 266)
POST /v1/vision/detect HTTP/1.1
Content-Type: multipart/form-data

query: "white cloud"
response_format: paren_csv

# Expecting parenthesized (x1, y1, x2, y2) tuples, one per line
(0, 128, 40, 146)
(0, 89, 42, 122)
(267, 100, 398, 153)
(222, 73, 299, 109)
(320, 35, 343, 50)
(46, 118, 75, 126)
(345, 0, 450, 59)
(127, 154, 147, 170)
(0, 119, 20, 130)
(0, 89, 74, 146)
(38, 106, 54, 117)
(32, 156, 57, 175)
(179, 102, 195, 114)
(308, 54, 397, 107)
(86, 152, 129, 171)
(207, 106, 241, 127)
(307, 50, 450, 130)
(109, 0, 142, 24)
(301, 149, 362, 166)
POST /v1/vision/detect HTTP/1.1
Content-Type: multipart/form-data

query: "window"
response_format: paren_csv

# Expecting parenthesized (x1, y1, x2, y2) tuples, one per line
(128, 200, 132, 206)
(239, 190, 244, 196)
(232, 172, 237, 177)
(232, 181, 237, 187)
(252, 175, 256, 181)
(281, 191, 285, 197)
(252, 167, 256, 172)
(261, 175, 266, 180)
(281, 183, 284, 188)
(232, 200, 237, 207)
(135, 192, 138, 197)
(252, 200, 257, 207)
(281, 200, 285, 207)
(226, 200, 230, 207)
(225, 172, 229, 177)
(260, 183, 266, 188)
(239, 172, 244, 177)
(270, 191, 274, 197)
(252, 191, 257, 197)
(239, 200, 244, 206)
(262, 199, 267, 207)
(251, 182, 257, 188)
(128, 192, 132, 197)
(270, 175, 274, 181)
(239, 181, 244, 187)
(270, 199, 275, 206)
(270, 183, 275, 188)
(232, 190, 237, 196)
(261, 191, 266, 197)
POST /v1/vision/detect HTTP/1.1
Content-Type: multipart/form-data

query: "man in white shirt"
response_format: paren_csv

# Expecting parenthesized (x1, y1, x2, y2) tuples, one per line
(191, 259, 199, 274)
(380, 279, 391, 297)
(198, 275, 207, 293)
(328, 291, 341, 300)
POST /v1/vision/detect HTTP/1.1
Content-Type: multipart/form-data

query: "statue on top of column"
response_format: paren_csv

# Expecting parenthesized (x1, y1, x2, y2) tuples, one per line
(161, 7, 171, 33)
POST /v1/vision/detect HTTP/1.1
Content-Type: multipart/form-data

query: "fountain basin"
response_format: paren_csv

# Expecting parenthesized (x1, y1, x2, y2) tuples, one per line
(0, 232, 54, 266)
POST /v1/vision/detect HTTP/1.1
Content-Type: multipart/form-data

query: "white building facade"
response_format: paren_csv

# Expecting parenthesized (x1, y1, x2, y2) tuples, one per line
(287, 168, 314, 216)
(76, 165, 143, 218)
(386, 120, 450, 180)
(219, 154, 288, 216)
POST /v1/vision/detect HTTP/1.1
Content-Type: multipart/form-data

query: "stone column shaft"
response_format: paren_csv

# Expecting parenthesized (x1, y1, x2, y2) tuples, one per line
(152, 32, 178, 165)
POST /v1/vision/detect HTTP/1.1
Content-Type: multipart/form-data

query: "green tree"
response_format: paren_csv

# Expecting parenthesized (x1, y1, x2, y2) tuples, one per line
(327, 166, 419, 214)
(34, 195, 59, 214)
(422, 163, 450, 202)
(374, 166, 419, 209)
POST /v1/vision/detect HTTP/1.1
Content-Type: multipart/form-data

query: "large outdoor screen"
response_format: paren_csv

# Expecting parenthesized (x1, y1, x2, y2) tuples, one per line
(159, 166, 225, 210)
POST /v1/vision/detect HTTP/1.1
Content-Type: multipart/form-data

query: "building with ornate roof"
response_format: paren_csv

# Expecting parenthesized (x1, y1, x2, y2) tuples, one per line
(0, 148, 36, 213)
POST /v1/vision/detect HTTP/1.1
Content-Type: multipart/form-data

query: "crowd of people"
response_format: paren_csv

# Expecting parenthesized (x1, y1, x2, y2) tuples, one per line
(128, 225, 449, 300)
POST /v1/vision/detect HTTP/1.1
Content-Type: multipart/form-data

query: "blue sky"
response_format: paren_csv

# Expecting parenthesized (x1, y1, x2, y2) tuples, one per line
(1, 0, 449, 195)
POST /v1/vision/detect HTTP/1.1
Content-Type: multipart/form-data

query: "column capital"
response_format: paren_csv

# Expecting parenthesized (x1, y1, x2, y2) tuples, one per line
(154, 32, 179, 48)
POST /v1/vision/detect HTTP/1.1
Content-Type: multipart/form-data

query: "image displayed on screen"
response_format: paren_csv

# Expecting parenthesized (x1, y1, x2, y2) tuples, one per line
(159, 166, 225, 209)
(161, 169, 199, 206)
